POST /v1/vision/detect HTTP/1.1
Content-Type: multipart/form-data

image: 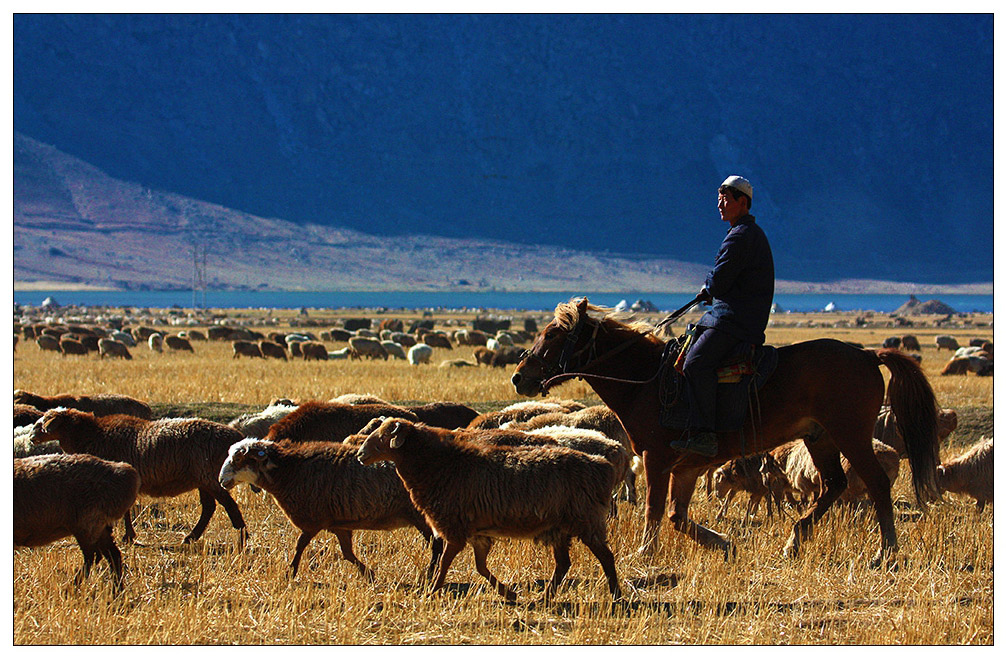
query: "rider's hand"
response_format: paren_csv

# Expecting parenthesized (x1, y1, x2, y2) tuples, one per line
(698, 287, 713, 305)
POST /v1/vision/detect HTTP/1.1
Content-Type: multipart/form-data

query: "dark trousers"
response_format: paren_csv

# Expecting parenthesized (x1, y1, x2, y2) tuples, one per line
(681, 326, 742, 431)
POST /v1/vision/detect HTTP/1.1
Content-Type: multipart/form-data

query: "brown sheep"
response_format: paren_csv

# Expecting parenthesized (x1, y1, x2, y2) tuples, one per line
(232, 340, 263, 358)
(473, 346, 495, 366)
(98, 338, 132, 360)
(36, 334, 61, 352)
(14, 403, 43, 427)
(348, 336, 387, 360)
(59, 336, 89, 356)
(711, 453, 791, 520)
(219, 438, 442, 580)
(15, 453, 140, 593)
(181, 330, 207, 341)
(901, 335, 921, 351)
(468, 400, 587, 429)
(164, 335, 194, 352)
(265, 401, 420, 443)
(936, 438, 993, 512)
(490, 345, 525, 368)
(14, 390, 153, 419)
(300, 341, 329, 361)
(873, 406, 958, 458)
(421, 332, 453, 350)
(407, 402, 480, 430)
(259, 340, 288, 360)
(356, 418, 622, 602)
(37, 409, 247, 546)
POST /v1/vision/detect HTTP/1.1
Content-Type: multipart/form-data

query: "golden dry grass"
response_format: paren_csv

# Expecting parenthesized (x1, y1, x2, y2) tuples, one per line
(12, 309, 993, 645)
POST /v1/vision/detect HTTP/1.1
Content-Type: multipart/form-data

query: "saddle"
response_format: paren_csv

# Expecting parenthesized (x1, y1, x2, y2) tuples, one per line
(659, 327, 778, 432)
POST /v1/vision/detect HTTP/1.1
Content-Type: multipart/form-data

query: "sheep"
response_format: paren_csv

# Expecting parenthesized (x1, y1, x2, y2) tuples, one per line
(711, 453, 791, 520)
(330, 393, 392, 405)
(941, 355, 992, 376)
(390, 331, 417, 347)
(259, 340, 288, 360)
(14, 421, 61, 457)
(164, 335, 194, 352)
(490, 345, 525, 368)
(407, 402, 480, 430)
(14, 389, 152, 419)
(14, 403, 43, 427)
(328, 347, 352, 360)
(769, 439, 900, 504)
(356, 418, 622, 601)
(439, 358, 477, 368)
(98, 338, 132, 360)
(228, 401, 300, 438)
(407, 343, 433, 365)
(37, 408, 248, 546)
(182, 329, 207, 341)
(901, 335, 921, 351)
(148, 333, 164, 352)
(300, 341, 328, 361)
(36, 334, 61, 352)
(882, 336, 901, 349)
(506, 405, 639, 505)
(59, 336, 88, 356)
(454, 329, 489, 346)
(468, 400, 586, 430)
(15, 453, 140, 593)
(936, 438, 993, 512)
(218, 438, 442, 580)
(232, 340, 263, 358)
(873, 406, 958, 458)
(422, 332, 453, 350)
(473, 346, 495, 366)
(936, 335, 960, 351)
(349, 336, 388, 360)
(381, 341, 408, 360)
(264, 401, 420, 443)
(109, 330, 136, 347)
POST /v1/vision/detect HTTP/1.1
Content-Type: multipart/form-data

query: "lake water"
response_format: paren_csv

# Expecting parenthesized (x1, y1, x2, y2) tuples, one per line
(12, 290, 994, 314)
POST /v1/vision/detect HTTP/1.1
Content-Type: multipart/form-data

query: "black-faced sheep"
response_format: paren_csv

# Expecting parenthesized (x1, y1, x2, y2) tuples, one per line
(356, 418, 622, 602)
(935, 335, 960, 352)
(37, 409, 247, 546)
(15, 453, 140, 593)
(164, 335, 194, 352)
(264, 401, 420, 443)
(98, 338, 132, 360)
(219, 438, 442, 580)
(936, 438, 993, 512)
(259, 340, 288, 360)
(36, 335, 61, 352)
(14, 389, 152, 419)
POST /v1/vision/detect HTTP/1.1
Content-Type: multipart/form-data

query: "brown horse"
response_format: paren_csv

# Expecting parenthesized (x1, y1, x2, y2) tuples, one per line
(511, 298, 942, 567)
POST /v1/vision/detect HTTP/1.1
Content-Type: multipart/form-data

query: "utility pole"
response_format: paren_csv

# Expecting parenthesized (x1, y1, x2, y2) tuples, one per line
(192, 243, 206, 309)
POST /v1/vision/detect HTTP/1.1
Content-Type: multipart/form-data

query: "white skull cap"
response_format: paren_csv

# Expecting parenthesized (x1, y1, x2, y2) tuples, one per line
(721, 175, 753, 201)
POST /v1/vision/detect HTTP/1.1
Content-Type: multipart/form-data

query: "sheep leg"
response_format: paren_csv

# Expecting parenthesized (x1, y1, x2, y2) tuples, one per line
(333, 529, 375, 581)
(429, 539, 465, 594)
(183, 489, 218, 544)
(544, 536, 572, 601)
(840, 444, 898, 569)
(95, 525, 125, 594)
(122, 508, 137, 544)
(289, 530, 318, 577)
(624, 470, 638, 505)
(211, 487, 247, 549)
(783, 439, 846, 559)
(470, 536, 516, 602)
(425, 536, 445, 582)
(578, 532, 622, 601)
(745, 492, 763, 521)
(638, 452, 671, 556)
(73, 534, 98, 587)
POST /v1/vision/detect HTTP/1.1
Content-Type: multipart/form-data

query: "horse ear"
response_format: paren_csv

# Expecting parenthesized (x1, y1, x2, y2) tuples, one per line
(577, 297, 589, 316)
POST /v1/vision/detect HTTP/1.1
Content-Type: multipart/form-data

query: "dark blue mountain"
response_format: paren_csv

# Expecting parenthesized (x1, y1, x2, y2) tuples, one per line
(13, 14, 993, 284)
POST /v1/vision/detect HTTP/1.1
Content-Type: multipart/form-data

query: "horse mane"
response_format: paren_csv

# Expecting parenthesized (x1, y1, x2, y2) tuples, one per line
(553, 298, 658, 336)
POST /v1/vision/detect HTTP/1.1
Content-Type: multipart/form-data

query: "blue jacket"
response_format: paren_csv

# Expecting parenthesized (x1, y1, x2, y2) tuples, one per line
(696, 214, 775, 345)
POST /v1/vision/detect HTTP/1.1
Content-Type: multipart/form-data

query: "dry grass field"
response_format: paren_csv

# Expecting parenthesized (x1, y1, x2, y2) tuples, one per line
(12, 307, 993, 645)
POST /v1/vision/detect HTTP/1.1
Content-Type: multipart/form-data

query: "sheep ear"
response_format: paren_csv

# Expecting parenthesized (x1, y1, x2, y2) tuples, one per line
(389, 421, 405, 448)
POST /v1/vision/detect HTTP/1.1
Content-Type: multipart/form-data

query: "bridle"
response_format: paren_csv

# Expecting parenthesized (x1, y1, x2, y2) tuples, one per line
(519, 295, 703, 395)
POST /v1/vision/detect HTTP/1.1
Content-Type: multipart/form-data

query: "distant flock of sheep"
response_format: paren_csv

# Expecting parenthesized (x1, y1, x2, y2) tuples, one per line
(16, 316, 536, 369)
(13, 385, 992, 599)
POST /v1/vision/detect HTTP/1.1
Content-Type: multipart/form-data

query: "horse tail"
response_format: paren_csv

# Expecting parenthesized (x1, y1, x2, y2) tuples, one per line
(876, 348, 942, 506)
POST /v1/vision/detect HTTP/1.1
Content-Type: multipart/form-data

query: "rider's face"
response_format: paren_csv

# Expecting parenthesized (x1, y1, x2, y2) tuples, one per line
(717, 191, 747, 226)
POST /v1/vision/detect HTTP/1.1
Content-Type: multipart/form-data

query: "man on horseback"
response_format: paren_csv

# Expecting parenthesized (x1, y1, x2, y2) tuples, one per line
(670, 175, 775, 457)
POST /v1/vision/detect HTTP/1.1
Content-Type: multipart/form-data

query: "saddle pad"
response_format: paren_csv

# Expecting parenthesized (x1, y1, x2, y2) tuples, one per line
(659, 344, 778, 432)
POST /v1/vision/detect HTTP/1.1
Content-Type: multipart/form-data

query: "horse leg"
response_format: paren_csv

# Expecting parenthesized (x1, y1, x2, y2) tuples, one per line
(715, 489, 735, 521)
(638, 451, 671, 556)
(783, 435, 847, 559)
(667, 468, 733, 558)
(841, 444, 898, 568)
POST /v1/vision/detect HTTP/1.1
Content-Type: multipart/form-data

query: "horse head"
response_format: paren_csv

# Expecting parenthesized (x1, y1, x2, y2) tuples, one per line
(511, 297, 597, 397)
